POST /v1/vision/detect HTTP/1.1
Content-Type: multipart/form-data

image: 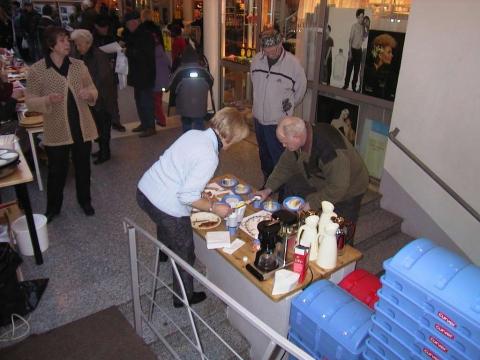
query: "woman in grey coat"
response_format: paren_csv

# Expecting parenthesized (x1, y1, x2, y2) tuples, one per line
(71, 29, 116, 164)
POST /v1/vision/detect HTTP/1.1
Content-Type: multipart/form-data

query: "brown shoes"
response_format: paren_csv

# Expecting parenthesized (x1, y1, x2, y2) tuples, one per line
(139, 128, 156, 138)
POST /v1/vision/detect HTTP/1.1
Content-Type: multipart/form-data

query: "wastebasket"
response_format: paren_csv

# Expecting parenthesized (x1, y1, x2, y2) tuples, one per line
(12, 214, 49, 256)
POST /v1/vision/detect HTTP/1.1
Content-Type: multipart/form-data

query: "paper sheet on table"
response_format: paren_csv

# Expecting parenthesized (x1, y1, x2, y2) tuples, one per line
(222, 238, 245, 254)
(206, 231, 231, 249)
(99, 41, 123, 54)
(272, 270, 300, 296)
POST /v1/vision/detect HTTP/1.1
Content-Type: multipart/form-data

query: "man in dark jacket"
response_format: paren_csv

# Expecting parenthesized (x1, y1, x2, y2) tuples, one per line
(20, 3, 40, 61)
(124, 11, 156, 137)
(256, 117, 369, 225)
(92, 15, 125, 132)
(36, 5, 55, 58)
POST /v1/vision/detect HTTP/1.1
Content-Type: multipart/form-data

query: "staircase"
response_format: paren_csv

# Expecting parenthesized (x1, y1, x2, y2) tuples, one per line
(355, 189, 413, 275)
(117, 188, 413, 359)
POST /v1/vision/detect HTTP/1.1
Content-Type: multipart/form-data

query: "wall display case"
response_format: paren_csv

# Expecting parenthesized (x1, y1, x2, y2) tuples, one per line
(223, 0, 259, 66)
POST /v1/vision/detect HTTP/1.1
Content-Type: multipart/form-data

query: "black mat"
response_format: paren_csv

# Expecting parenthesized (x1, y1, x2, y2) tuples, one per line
(0, 307, 156, 360)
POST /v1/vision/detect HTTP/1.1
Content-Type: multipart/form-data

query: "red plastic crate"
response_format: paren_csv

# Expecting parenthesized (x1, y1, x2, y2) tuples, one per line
(339, 269, 381, 309)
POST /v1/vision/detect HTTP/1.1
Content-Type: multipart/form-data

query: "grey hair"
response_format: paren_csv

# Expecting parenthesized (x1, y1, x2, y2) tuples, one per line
(70, 29, 93, 45)
(280, 117, 306, 137)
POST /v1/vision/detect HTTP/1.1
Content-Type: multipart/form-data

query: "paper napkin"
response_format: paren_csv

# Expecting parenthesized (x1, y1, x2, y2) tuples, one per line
(222, 238, 245, 254)
(206, 231, 231, 249)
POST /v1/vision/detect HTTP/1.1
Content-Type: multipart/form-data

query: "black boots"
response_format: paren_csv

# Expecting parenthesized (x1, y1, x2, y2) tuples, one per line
(92, 143, 110, 165)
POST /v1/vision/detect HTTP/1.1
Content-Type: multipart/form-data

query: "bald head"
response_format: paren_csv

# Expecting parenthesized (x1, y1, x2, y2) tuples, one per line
(276, 117, 307, 151)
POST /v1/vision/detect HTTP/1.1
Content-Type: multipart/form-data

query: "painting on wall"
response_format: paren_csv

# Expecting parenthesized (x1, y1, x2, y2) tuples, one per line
(362, 30, 406, 101)
(316, 95, 359, 146)
(357, 118, 390, 179)
(321, 7, 372, 92)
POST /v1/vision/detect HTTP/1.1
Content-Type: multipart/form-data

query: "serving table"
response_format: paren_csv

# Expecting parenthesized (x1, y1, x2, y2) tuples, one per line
(193, 174, 362, 359)
(0, 136, 43, 264)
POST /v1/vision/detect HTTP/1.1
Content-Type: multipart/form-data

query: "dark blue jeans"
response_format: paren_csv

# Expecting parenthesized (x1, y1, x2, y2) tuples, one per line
(134, 87, 155, 130)
(254, 118, 284, 184)
(181, 116, 205, 133)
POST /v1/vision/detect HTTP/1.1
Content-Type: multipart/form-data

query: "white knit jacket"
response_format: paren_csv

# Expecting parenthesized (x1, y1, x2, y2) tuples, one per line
(26, 57, 98, 146)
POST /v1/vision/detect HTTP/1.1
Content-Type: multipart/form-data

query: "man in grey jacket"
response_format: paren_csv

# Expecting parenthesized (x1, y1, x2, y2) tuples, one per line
(251, 29, 307, 184)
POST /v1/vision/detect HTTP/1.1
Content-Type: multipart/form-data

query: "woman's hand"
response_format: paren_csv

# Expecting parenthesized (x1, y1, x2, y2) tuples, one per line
(212, 203, 233, 218)
(78, 88, 93, 101)
(49, 93, 64, 104)
(254, 188, 272, 201)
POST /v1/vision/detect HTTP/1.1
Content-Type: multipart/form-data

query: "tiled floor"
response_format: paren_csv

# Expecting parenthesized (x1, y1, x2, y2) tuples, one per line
(0, 87, 263, 351)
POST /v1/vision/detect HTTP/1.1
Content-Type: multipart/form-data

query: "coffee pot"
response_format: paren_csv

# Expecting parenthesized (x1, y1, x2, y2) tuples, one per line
(272, 210, 298, 266)
(254, 220, 282, 272)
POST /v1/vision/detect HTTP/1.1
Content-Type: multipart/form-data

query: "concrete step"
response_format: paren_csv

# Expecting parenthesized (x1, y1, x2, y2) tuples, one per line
(354, 208, 403, 251)
(150, 311, 250, 359)
(356, 232, 413, 275)
(359, 189, 382, 217)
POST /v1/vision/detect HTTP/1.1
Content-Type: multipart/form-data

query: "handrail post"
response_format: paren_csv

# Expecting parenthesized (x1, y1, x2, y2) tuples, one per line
(127, 223, 143, 337)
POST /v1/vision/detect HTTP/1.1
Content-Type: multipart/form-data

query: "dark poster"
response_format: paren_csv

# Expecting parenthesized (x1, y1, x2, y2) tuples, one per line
(316, 95, 359, 146)
(362, 30, 405, 101)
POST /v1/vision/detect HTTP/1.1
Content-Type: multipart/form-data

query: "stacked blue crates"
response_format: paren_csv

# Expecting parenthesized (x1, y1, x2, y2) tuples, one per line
(289, 280, 373, 360)
(364, 238, 480, 360)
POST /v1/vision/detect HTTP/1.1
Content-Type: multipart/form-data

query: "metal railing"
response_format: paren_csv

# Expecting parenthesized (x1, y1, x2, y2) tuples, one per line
(389, 127, 480, 222)
(123, 217, 314, 360)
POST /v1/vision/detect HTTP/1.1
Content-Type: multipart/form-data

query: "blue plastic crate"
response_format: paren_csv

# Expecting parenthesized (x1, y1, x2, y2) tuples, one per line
(290, 280, 372, 360)
(381, 277, 480, 359)
(383, 238, 480, 344)
(366, 334, 420, 360)
(417, 325, 476, 360)
(421, 312, 480, 359)
(410, 336, 471, 360)
(376, 290, 423, 335)
(288, 332, 318, 360)
(369, 320, 419, 360)
(363, 345, 386, 360)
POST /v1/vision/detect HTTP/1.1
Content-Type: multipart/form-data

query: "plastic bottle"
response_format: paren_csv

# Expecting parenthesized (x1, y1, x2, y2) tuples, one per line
(316, 222, 339, 270)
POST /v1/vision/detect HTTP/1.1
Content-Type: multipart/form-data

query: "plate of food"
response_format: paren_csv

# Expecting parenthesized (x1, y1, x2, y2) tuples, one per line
(191, 212, 221, 230)
(233, 183, 251, 195)
(221, 194, 243, 208)
(262, 200, 281, 212)
(24, 111, 42, 117)
(219, 176, 238, 188)
(283, 196, 305, 211)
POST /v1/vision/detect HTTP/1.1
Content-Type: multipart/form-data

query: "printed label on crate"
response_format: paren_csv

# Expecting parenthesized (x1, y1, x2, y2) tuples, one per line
(437, 311, 457, 328)
(434, 323, 454, 340)
(423, 347, 440, 360)
(429, 336, 448, 353)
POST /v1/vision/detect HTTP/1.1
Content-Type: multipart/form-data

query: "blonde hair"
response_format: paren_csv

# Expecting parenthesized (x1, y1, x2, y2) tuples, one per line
(210, 107, 249, 144)
(70, 29, 93, 45)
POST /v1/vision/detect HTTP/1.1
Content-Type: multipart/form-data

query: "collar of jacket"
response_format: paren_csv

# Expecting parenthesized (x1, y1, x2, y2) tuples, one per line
(45, 54, 71, 69)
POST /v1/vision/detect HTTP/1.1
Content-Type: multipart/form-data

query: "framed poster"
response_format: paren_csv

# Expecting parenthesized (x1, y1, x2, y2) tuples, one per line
(316, 95, 359, 146)
(357, 118, 389, 179)
(362, 30, 405, 101)
(323, 7, 372, 92)
(58, 4, 77, 27)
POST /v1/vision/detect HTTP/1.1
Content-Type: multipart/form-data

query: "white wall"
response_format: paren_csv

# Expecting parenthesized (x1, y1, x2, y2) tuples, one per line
(381, 0, 480, 264)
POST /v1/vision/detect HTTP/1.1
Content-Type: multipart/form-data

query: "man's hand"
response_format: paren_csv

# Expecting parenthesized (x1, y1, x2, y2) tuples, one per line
(254, 188, 273, 201)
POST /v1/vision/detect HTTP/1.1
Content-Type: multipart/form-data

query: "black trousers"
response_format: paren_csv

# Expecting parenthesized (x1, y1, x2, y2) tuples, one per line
(344, 48, 363, 90)
(136, 190, 195, 299)
(45, 141, 92, 214)
(91, 108, 111, 155)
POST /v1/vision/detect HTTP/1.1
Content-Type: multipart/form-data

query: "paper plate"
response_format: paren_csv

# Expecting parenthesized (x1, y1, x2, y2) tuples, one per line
(283, 196, 305, 211)
(191, 212, 221, 230)
(221, 194, 243, 207)
(233, 183, 251, 195)
(219, 177, 238, 188)
(262, 200, 281, 212)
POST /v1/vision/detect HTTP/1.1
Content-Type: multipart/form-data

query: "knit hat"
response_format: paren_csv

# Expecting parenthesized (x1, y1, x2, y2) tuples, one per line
(124, 11, 140, 23)
(260, 29, 282, 48)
